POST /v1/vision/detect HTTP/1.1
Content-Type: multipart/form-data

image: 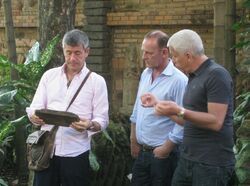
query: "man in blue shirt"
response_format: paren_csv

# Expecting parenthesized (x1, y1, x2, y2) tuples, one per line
(130, 30, 187, 186)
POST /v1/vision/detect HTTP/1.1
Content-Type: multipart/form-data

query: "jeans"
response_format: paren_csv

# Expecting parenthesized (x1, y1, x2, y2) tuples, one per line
(131, 150, 178, 186)
(171, 157, 234, 186)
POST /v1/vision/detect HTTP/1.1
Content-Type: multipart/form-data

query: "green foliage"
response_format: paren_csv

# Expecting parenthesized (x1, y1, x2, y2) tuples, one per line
(234, 92, 250, 185)
(0, 116, 28, 147)
(0, 35, 60, 176)
(232, 0, 250, 49)
(0, 35, 60, 118)
(0, 87, 17, 109)
(233, 92, 250, 128)
(233, 1, 250, 183)
(89, 150, 100, 172)
(91, 113, 132, 186)
(0, 178, 8, 186)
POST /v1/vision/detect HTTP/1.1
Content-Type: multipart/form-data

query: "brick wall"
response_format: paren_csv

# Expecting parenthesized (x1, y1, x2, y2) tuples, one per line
(107, 0, 214, 113)
(0, 0, 84, 63)
(0, 0, 243, 114)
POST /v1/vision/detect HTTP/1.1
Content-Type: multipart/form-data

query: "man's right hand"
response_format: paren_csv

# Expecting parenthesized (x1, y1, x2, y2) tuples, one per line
(141, 93, 158, 107)
(29, 114, 45, 126)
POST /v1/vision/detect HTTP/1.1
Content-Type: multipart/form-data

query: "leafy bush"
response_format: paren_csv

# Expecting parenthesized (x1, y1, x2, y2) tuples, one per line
(234, 92, 250, 185)
(0, 36, 60, 184)
(91, 113, 132, 186)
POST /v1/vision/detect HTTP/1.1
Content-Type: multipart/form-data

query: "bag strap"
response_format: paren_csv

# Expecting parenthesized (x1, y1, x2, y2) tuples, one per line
(66, 70, 92, 111)
(51, 70, 92, 132)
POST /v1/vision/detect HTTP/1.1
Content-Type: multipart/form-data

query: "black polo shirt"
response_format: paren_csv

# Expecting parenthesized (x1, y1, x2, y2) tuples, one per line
(182, 59, 235, 166)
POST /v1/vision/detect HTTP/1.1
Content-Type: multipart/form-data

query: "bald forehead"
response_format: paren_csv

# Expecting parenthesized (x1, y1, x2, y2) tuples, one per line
(142, 37, 159, 50)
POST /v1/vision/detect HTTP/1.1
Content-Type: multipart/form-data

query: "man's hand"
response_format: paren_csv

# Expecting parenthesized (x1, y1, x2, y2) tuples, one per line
(155, 101, 181, 116)
(71, 119, 92, 132)
(153, 140, 175, 159)
(30, 114, 45, 126)
(141, 93, 158, 107)
(153, 146, 170, 158)
(130, 140, 141, 158)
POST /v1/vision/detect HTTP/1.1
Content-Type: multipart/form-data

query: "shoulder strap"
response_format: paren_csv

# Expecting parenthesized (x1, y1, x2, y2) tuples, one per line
(51, 71, 91, 132)
(66, 70, 92, 111)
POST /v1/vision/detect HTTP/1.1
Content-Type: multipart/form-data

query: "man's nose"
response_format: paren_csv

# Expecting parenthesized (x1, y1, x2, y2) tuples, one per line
(69, 53, 77, 61)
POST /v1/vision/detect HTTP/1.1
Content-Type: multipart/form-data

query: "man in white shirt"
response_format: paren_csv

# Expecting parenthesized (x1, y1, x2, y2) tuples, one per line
(26, 29, 109, 186)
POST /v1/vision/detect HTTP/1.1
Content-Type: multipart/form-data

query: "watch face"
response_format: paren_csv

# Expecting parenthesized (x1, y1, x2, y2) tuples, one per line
(177, 108, 185, 118)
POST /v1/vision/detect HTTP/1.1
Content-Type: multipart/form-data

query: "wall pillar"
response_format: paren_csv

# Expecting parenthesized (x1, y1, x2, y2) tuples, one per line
(83, 0, 112, 93)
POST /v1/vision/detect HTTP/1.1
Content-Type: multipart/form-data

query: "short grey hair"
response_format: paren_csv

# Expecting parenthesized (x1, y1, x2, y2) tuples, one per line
(62, 29, 89, 48)
(167, 29, 204, 55)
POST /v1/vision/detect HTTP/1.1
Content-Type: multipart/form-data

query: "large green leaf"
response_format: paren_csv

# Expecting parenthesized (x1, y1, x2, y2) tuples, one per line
(0, 178, 8, 186)
(0, 121, 14, 143)
(0, 55, 11, 68)
(102, 129, 115, 147)
(0, 90, 17, 107)
(40, 35, 60, 67)
(10, 115, 28, 126)
(89, 150, 100, 172)
(0, 85, 15, 95)
(236, 119, 250, 138)
(235, 138, 250, 183)
(0, 116, 28, 144)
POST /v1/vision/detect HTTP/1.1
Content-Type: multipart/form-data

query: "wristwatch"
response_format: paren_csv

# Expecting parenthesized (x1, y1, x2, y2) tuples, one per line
(87, 121, 95, 130)
(177, 108, 185, 119)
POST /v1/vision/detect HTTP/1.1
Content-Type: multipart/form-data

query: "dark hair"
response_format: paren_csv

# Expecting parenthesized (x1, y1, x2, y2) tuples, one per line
(144, 30, 169, 49)
(62, 29, 89, 48)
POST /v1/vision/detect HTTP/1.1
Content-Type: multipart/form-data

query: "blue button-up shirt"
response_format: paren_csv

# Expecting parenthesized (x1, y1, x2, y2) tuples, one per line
(130, 60, 188, 147)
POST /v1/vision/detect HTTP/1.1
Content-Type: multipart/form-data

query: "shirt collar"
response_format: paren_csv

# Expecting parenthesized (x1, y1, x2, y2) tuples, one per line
(60, 63, 89, 77)
(162, 59, 175, 76)
(146, 59, 175, 77)
(189, 58, 212, 77)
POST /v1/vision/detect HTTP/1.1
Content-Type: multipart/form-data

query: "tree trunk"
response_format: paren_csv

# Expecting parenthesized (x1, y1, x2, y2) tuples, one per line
(39, 0, 77, 67)
(3, 0, 29, 185)
(3, 0, 18, 80)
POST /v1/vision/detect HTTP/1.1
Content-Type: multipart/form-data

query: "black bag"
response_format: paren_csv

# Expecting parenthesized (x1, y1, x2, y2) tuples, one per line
(26, 128, 58, 171)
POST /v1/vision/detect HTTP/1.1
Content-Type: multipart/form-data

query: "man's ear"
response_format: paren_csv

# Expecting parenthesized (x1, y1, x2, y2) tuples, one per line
(185, 52, 193, 62)
(85, 47, 90, 54)
(162, 47, 169, 57)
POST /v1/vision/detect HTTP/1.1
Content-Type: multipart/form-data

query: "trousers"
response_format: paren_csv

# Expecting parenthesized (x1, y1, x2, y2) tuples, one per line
(33, 151, 90, 186)
(131, 150, 178, 186)
(171, 157, 234, 186)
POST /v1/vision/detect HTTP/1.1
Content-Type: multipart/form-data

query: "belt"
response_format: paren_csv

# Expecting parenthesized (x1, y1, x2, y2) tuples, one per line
(141, 145, 155, 152)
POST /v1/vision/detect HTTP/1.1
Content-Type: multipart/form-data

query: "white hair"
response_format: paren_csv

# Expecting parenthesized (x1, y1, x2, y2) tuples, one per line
(167, 29, 204, 55)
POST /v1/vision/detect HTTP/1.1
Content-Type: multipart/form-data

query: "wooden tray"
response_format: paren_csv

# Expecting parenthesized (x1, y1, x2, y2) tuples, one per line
(35, 109, 80, 127)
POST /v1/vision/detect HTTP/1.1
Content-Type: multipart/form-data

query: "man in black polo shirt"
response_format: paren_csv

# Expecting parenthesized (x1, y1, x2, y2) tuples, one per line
(140, 29, 235, 186)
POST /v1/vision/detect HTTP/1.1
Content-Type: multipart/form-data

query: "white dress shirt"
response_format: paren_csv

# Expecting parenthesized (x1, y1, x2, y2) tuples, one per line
(26, 64, 109, 157)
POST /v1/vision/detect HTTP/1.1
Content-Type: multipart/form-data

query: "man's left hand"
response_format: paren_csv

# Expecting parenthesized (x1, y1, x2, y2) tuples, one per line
(153, 145, 170, 159)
